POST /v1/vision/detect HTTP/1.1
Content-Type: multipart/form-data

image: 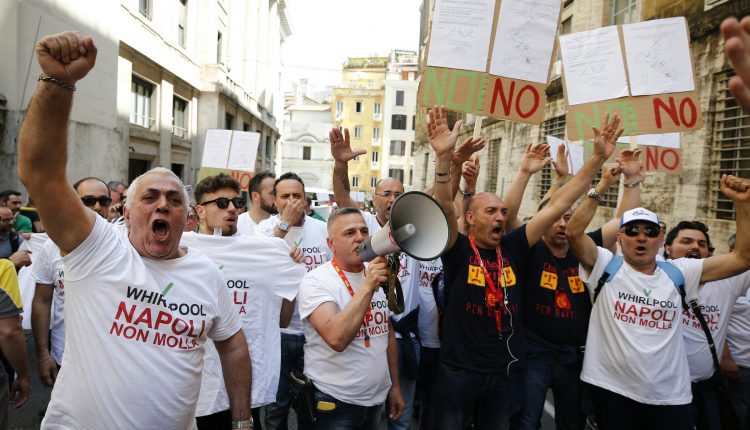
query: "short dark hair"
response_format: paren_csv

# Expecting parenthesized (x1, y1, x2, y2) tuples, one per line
(274, 172, 305, 195)
(249, 172, 275, 195)
(327, 207, 363, 233)
(73, 177, 110, 194)
(107, 180, 127, 191)
(194, 173, 240, 204)
(0, 190, 21, 202)
(664, 220, 712, 251)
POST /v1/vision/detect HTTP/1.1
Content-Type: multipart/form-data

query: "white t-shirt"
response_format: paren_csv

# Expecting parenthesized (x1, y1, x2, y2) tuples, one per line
(42, 217, 241, 430)
(579, 247, 703, 405)
(681, 270, 750, 382)
(417, 258, 443, 348)
(180, 232, 304, 412)
(17, 233, 49, 330)
(299, 262, 392, 406)
(258, 215, 332, 335)
(727, 288, 750, 368)
(236, 212, 260, 236)
(30, 239, 66, 364)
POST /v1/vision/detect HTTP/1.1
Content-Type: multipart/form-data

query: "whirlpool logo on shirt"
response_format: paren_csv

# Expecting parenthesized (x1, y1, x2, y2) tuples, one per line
(108, 284, 209, 351)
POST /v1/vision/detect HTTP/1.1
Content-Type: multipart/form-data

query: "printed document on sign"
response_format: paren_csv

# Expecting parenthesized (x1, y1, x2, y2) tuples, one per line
(622, 17, 694, 96)
(227, 132, 260, 172)
(427, 0, 495, 72)
(559, 27, 629, 105)
(617, 133, 680, 148)
(202, 129, 233, 169)
(489, 0, 560, 83)
(546, 136, 584, 175)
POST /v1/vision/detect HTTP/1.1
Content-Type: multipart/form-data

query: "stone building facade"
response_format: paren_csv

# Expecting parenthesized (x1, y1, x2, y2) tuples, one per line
(414, 0, 750, 254)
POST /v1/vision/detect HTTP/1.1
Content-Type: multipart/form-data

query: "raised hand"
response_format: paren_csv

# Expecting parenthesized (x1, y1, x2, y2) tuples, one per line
(281, 199, 305, 226)
(591, 113, 623, 160)
(551, 144, 569, 179)
(616, 148, 643, 180)
(330, 127, 366, 163)
(453, 136, 486, 166)
(519, 143, 551, 175)
(36, 32, 97, 85)
(721, 17, 750, 113)
(462, 157, 480, 188)
(428, 106, 462, 156)
(721, 174, 750, 203)
(600, 164, 622, 188)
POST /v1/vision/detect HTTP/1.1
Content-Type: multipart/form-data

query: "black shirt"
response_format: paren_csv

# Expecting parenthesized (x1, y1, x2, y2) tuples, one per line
(522, 229, 602, 347)
(440, 226, 530, 374)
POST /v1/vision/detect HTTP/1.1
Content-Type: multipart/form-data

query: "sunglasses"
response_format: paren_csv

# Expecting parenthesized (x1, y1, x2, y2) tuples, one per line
(81, 196, 112, 207)
(622, 225, 661, 238)
(200, 197, 246, 209)
(0, 217, 13, 223)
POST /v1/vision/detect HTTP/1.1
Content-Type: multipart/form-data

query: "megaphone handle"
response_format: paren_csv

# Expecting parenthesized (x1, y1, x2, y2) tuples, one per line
(381, 253, 405, 314)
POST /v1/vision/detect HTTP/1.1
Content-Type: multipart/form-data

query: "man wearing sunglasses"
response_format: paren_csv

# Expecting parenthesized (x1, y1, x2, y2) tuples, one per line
(567, 176, 750, 430)
(30, 177, 110, 391)
(19, 32, 252, 430)
(184, 173, 304, 429)
(258, 172, 332, 430)
(660, 221, 750, 430)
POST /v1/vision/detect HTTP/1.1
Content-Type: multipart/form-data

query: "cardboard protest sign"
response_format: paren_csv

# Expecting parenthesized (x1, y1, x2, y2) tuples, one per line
(560, 17, 702, 141)
(419, 0, 562, 125)
(582, 141, 684, 174)
(198, 129, 261, 192)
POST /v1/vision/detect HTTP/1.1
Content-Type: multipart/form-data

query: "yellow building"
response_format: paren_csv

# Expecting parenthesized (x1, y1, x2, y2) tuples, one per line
(332, 57, 388, 200)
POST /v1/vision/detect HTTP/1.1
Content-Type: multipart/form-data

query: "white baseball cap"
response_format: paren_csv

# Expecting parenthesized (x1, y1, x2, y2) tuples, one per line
(620, 207, 659, 227)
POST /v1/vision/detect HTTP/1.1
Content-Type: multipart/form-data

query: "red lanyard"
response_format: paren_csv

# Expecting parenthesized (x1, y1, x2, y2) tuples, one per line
(331, 259, 372, 348)
(468, 235, 505, 334)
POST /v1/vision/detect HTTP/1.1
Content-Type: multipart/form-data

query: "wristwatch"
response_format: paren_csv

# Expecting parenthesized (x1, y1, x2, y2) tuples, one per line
(587, 187, 604, 202)
(278, 220, 290, 232)
(232, 418, 254, 429)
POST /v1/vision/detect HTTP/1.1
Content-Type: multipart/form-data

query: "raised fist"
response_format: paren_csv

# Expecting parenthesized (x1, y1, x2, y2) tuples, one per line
(36, 32, 97, 86)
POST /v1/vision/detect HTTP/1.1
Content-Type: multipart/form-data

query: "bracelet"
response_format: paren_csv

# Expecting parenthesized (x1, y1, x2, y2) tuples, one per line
(623, 179, 641, 188)
(38, 73, 76, 92)
(232, 418, 254, 429)
(38, 356, 54, 363)
(462, 190, 475, 198)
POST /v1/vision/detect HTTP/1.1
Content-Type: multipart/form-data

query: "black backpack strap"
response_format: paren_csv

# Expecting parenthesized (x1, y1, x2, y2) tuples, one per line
(9, 231, 19, 253)
(688, 299, 721, 372)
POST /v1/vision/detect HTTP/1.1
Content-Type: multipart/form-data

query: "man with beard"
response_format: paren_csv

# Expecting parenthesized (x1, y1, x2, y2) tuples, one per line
(183, 173, 304, 429)
(19, 31, 251, 429)
(238, 172, 276, 235)
(661, 221, 750, 430)
(258, 172, 331, 430)
(31, 177, 112, 388)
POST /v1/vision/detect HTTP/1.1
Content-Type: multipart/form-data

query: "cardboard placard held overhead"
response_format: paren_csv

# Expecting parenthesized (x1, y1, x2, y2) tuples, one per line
(419, 0, 562, 125)
(582, 141, 684, 174)
(560, 17, 703, 140)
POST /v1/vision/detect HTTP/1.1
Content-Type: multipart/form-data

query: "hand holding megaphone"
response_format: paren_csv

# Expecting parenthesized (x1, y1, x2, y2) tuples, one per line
(364, 256, 389, 294)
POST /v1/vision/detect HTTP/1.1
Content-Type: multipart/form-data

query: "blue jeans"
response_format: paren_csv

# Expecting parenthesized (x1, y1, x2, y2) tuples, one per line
(387, 336, 420, 430)
(417, 347, 440, 430)
(264, 333, 305, 430)
(728, 365, 750, 429)
(691, 378, 721, 430)
(433, 362, 513, 430)
(309, 388, 382, 430)
(511, 350, 584, 430)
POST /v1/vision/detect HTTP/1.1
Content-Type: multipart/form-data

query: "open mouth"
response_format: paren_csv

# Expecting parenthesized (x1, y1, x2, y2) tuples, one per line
(152, 219, 170, 241)
(635, 245, 647, 254)
(225, 216, 237, 223)
(685, 251, 700, 259)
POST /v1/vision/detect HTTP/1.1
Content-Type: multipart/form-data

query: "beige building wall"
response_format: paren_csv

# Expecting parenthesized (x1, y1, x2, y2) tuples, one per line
(414, 0, 750, 254)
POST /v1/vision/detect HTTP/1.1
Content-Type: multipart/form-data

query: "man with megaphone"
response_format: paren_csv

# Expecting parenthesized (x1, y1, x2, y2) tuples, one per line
(427, 106, 622, 430)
